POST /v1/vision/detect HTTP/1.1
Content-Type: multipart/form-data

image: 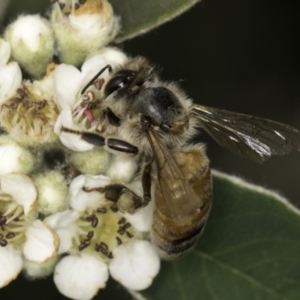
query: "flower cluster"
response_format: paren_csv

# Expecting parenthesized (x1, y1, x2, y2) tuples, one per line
(0, 1, 160, 299)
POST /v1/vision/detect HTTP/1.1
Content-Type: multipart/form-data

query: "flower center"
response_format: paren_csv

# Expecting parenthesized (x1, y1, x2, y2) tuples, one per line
(0, 86, 59, 145)
(75, 202, 134, 261)
(0, 194, 26, 248)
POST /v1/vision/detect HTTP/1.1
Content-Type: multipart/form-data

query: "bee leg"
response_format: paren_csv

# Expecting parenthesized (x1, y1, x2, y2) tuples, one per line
(141, 162, 152, 203)
(81, 132, 139, 155)
(60, 127, 138, 155)
(83, 163, 152, 214)
(84, 184, 144, 214)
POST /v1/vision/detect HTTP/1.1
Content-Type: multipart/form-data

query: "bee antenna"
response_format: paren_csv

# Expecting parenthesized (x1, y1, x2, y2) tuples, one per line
(81, 64, 113, 95)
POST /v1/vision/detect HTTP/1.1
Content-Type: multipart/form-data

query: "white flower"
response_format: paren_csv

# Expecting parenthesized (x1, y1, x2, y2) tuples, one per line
(44, 174, 159, 299)
(51, 0, 120, 66)
(0, 38, 22, 105)
(0, 65, 59, 146)
(0, 174, 59, 287)
(54, 48, 127, 151)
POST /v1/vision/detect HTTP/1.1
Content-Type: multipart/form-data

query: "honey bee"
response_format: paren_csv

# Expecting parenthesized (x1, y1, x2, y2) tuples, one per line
(63, 56, 300, 260)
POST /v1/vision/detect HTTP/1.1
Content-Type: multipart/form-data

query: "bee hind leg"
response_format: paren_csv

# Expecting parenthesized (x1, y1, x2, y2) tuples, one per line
(83, 162, 152, 214)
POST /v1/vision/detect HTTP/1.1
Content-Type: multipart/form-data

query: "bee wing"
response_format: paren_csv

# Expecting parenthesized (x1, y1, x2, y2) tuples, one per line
(149, 129, 201, 224)
(192, 105, 300, 163)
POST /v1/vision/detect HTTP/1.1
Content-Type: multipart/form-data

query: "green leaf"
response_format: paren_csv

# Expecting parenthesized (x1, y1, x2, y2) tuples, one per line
(111, 0, 201, 42)
(2, 0, 200, 42)
(139, 171, 300, 300)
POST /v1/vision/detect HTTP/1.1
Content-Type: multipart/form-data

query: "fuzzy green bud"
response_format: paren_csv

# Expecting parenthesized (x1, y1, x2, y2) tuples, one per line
(4, 15, 55, 78)
(34, 171, 69, 215)
(51, 0, 120, 66)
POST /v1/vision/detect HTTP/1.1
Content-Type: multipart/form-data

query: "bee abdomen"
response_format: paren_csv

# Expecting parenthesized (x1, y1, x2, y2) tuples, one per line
(151, 201, 211, 260)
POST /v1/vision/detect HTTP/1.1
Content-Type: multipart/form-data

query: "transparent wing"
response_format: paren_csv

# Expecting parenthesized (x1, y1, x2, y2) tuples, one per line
(148, 129, 201, 224)
(192, 105, 300, 163)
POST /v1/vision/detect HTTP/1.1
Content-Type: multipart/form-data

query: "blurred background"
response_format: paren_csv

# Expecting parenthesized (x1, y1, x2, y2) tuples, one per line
(1, 0, 300, 299)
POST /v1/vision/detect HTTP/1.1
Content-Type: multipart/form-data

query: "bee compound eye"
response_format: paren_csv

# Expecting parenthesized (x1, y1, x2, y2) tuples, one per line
(104, 71, 135, 97)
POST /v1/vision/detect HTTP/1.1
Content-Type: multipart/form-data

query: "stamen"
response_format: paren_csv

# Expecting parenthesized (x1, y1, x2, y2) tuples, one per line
(110, 203, 118, 213)
(6, 206, 24, 224)
(0, 239, 8, 247)
(97, 207, 107, 214)
(87, 231, 94, 239)
(116, 236, 122, 245)
(6, 232, 16, 239)
(118, 217, 126, 225)
(126, 232, 134, 238)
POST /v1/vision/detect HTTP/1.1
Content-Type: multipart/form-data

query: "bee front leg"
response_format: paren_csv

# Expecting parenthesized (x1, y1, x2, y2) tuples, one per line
(81, 132, 139, 155)
(84, 162, 152, 214)
(61, 127, 138, 155)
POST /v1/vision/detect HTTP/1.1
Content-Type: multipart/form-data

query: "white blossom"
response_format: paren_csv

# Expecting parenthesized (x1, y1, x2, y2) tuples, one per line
(44, 173, 159, 298)
(0, 65, 59, 146)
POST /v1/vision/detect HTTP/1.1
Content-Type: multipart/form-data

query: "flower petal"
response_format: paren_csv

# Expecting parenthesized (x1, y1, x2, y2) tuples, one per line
(69, 174, 111, 211)
(23, 220, 59, 263)
(54, 109, 94, 151)
(0, 245, 23, 288)
(44, 210, 80, 254)
(0, 61, 22, 105)
(0, 174, 37, 215)
(109, 240, 160, 291)
(54, 254, 109, 300)
(54, 63, 82, 110)
(0, 38, 11, 66)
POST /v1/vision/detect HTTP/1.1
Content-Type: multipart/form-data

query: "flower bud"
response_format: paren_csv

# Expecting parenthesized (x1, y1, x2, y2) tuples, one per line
(4, 15, 55, 78)
(0, 135, 35, 175)
(51, 0, 120, 66)
(70, 147, 111, 175)
(34, 171, 69, 215)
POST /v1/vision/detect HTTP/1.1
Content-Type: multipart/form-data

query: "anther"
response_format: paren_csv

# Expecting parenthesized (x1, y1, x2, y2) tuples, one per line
(87, 231, 94, 239)
(94, 78, 105, 90)
(110, 203, 118, 213)
(118, 217, 126, 225)
(116, 237, 122, 245)
(126, 232, 134, 238)
(0, 239, 8, 247)
(97, 207, 107, 213)
(6, 232, 16, 239)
